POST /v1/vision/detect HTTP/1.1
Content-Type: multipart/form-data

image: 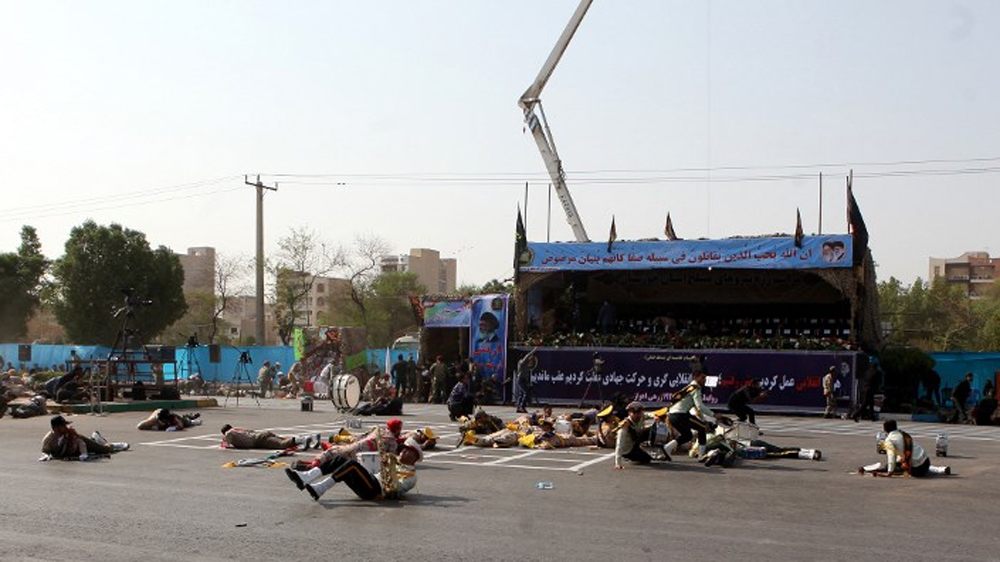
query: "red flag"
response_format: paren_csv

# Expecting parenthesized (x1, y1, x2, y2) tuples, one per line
(607, 216, 617, 253)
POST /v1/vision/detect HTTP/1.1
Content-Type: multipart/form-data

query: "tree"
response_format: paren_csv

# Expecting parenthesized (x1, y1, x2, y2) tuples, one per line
(52, 221, 187, 345)
(924, 276, 977, 350)
(477, 278, 514, 295)
(208, 253, 251, 344)
(0, 226, 48, 341)
(878, 275, 987, 352)
(163, 253, 249, 346)
(163, 291, 217, 345)
(363, 272, 426, 347)
(341, 234, 391, 338)
(456, 278, 514, 297)
(270, 228, 343, 345)
(973, 282, 1000, 351)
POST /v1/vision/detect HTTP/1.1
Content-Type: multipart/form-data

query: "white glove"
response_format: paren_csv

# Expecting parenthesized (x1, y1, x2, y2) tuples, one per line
(79, 454, 89, 461)
(166, 426, 179, 432)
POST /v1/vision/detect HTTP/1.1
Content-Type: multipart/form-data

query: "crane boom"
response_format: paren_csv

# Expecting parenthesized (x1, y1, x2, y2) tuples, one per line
(518, 0, 593, 243)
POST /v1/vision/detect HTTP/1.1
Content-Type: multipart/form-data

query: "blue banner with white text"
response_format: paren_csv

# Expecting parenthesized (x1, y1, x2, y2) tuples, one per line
(520, 235, 853, 272)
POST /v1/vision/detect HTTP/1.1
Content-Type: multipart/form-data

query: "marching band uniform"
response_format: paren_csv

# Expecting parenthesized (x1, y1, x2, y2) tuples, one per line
(291, 437, 423, 501)
(463, 428, 521, 448)
(314, 425, 400, 465)
(595, 405, 621, 449)
(662, 376, 716, 459)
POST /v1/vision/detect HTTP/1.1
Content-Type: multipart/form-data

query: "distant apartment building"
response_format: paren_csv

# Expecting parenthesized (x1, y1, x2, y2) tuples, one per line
(929, 251, 1000, 298)
(223, 274, 352, 345)
(296, 274, 353, 327)
(380, 248, 457, 294)
(176, 246, 215, 294)
(224, 295, 279, 346)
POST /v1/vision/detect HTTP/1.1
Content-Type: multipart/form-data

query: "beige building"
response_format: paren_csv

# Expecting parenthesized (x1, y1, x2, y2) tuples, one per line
(298, 275, 353, 327)
(381, 248, 457, 294)
(224, 295, 279, 346)
(177, 247, 215, 294)
(929, 251, 1000, 299)
(223, 274, 353, 345)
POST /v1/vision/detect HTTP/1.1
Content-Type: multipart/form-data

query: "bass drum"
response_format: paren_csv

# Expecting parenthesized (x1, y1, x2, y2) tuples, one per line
(331, 374, 361, 411)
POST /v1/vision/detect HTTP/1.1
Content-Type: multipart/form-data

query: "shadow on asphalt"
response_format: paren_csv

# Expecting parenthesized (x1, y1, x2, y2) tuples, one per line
(317, 493, 471, 509)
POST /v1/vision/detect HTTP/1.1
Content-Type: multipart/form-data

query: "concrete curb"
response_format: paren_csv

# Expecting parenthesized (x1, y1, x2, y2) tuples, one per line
(52, 398, 218, 415)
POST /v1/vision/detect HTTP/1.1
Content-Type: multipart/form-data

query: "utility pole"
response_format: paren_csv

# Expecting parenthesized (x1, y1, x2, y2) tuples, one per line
(245, 175, 277, 346)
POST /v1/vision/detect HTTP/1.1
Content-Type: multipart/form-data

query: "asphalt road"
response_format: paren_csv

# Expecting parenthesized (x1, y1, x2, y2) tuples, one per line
(2, 399, 998, 562)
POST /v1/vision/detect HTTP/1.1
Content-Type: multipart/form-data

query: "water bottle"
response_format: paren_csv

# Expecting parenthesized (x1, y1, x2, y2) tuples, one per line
(935, 432, 949, 457)
(875, 431, 887, 454)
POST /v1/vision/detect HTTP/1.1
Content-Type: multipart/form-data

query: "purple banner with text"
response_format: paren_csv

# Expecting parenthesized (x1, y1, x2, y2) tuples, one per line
(513, 347, 858, 409)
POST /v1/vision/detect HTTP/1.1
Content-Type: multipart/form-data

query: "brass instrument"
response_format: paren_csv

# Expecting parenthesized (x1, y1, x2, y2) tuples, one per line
(374, 427, 401, 497)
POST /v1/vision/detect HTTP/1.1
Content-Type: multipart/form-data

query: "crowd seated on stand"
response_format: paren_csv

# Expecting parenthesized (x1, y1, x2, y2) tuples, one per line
(524, 313, 856, 352)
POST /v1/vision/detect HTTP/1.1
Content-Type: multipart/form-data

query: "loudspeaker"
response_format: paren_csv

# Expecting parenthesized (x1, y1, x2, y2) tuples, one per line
(18, 344, 31, 362)
(209, 344, 221, 364)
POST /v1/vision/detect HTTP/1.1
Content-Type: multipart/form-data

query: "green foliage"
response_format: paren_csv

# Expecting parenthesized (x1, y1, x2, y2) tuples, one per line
(341, 271, 425, 348)
(164, 290, 231, 346)
(0, 226, 48, 341)
(52, 221, 187, 345)
(878, 275, 999, 352)
(879, 346, 935, 405)
(478, 279, 514, 295)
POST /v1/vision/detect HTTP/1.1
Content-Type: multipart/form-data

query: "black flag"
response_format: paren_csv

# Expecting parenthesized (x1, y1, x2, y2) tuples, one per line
(607, 216, 617, 253)
(514, 206, 527, 282)
(665, 213, 678, 241)
(846, 173, 868, 265)
(794, 208, 804, 248)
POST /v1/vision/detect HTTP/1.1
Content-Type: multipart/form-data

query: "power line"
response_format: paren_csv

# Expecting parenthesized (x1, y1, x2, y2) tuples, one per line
(265, 164, 1000, 188)
(3, 156, 999, 222)
(0, 176, 243, 221)
(260, 154, 1000, 179)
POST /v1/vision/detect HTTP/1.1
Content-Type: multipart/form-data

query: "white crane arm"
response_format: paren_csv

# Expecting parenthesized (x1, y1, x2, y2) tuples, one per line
(518, 0, 594, 243)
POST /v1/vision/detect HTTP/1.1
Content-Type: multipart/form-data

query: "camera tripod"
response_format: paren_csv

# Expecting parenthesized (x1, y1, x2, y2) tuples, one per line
(95, 290, 151, 413)
(224, 350, 261, 408)
(177, 335, 203, 387)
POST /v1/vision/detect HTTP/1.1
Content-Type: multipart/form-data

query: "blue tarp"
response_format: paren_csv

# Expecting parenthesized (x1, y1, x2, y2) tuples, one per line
(929, 351, 1000, 404)
(0, 343, 295, 383)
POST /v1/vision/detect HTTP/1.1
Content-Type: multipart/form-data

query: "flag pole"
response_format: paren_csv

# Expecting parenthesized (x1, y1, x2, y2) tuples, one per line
(818, 172, 823, 235)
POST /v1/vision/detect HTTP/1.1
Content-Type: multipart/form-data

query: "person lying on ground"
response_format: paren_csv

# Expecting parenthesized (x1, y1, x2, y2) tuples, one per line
(10, 394, 49, 419)
(458, 408, 505, 434)
(136, 408, 202, 431)
(41, 415, 128, 461)
(220, 424, 321, 450)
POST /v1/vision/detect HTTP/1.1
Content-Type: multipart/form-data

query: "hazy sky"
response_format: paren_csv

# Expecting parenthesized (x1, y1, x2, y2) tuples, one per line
(2, 1, 998, 288)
